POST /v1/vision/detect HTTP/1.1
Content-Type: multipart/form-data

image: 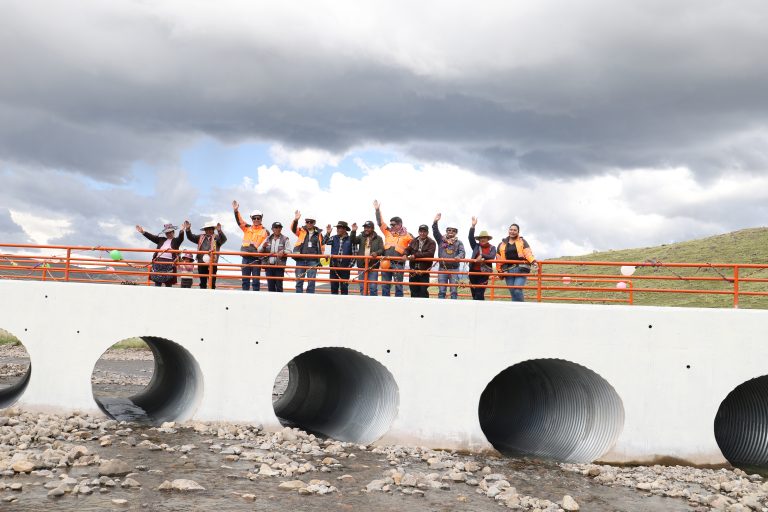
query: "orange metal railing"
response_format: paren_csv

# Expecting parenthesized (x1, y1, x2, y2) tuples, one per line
(1, 243, 767, 308)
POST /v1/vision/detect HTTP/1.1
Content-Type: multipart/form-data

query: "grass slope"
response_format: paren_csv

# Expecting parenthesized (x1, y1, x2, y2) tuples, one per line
(543, 227, 768, 309)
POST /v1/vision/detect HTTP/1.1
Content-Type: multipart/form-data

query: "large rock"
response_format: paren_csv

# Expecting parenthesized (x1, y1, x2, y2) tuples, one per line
(278, 480, 307, 491)
(562, 495, 580, 511)
(98, 460, 132, 477)
(11, 460, 35, 473)
(171, 479, 205, 491)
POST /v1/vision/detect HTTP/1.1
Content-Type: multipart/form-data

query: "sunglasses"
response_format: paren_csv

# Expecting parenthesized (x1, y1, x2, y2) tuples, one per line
(306, 220, 316, 224)
(251, 215, 263, 219)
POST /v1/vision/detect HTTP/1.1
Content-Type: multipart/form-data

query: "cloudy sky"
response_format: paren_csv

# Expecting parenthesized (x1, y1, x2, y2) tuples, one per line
(2, 0, 767, 259)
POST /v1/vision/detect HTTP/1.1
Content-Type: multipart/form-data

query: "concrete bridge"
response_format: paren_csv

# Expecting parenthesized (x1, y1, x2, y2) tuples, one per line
(2, 279, 768, 467)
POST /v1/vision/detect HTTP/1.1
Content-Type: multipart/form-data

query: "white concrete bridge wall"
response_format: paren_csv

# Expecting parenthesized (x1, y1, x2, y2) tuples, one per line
(1, 279, 766, 465)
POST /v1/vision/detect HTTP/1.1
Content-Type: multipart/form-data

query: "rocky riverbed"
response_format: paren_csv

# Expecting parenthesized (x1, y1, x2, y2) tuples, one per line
(1, 346, 766, 511)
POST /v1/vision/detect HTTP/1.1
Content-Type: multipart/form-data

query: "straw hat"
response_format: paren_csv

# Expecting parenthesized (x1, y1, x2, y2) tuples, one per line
(474, 230, 493, 240)
(162, 223, 177, 233)
(200, 221, 217, 231)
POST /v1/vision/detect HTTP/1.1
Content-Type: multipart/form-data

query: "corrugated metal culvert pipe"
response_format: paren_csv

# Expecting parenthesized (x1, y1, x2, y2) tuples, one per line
(273, 347, 400, 444)
(715, 376, 768, 468)
(478, 358, 625, 462)
(0, 328, 31, 409)
(92, 336, 204, 424)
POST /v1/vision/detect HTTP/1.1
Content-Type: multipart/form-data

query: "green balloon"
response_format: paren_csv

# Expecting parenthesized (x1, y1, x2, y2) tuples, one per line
(109, 250, 123, 261)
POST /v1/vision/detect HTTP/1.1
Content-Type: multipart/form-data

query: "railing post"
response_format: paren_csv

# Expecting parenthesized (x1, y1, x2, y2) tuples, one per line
(489, 274, 496, 301)
(733, 265, 739, 309)
(629, 280, 634, 305)
(536, 262, 543, 303)
(64, 248, 72, 282)
(363, 257, 370, 296)
(208, 250, 214, 289)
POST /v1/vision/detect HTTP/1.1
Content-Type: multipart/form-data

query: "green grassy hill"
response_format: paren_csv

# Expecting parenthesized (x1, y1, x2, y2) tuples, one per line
(539, 227, 768, 309)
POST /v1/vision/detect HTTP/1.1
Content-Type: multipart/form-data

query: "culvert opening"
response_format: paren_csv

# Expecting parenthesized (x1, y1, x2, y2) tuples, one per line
(272, 347, 399, 444)
(91, 336, 203, 424)
(478, 358, 625, 462)
(715, 375, 768, 469)
(0, 328, 31, 409)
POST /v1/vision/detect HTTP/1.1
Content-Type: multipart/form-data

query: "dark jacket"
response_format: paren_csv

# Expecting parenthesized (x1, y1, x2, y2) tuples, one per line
(350, 230, 384, 268)
(404, 236, 437, 271)
(432, 221, 466, 270)
(143, 231, 184, 261)
(185, 229, 227, 263)
(468, 227, 496, 274)
(290, 220, 323, 264)
(324, 233, 354, 268)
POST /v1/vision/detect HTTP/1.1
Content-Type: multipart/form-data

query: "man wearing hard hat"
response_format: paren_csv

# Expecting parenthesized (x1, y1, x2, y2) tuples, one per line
(233, 200, 269, 291)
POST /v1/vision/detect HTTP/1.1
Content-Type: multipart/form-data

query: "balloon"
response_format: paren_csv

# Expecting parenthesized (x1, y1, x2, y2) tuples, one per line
(109, 250, 123, 261)
(562, 276, 571, 284)
(379, 259, 391, 271)
(616, 281, 627, 289)
(620, 265, 636, 276)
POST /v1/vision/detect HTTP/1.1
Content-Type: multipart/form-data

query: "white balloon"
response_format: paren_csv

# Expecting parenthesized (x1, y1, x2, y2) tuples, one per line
(562, 276, 572, 284)
(620, 265, 636, 276)
(616, 281, 627, 289)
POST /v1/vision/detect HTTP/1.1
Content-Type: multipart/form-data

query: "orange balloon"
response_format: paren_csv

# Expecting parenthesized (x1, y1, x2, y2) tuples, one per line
(379, 259, 391, 270)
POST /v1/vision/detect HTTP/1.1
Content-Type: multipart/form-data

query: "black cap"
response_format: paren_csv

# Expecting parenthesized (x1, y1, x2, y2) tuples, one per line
(272, 221, 283, 228)
(418, 224, 429, 231)
(363, 221, 375, 228)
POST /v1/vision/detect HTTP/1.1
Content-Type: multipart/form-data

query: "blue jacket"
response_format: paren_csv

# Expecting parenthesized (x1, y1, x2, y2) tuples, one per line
(324, 233, 354, 268)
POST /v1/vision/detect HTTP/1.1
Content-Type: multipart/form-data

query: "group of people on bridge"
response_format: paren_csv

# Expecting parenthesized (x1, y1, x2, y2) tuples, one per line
(136, 200, 536, 301)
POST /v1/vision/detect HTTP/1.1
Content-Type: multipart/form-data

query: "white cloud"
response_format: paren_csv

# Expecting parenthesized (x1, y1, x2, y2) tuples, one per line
(269, 144, 343, 173)
(9, 210, 73, 245)
(212, 160, 768, 260)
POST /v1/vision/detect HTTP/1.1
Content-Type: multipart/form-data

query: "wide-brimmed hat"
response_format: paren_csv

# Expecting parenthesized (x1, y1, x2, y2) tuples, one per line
(334, 221, 350, 231)
(474, 230, 493, 240)
(200, 221, 217, 231)
(162, 223, 177, 233)
(181, 251, 194, 260)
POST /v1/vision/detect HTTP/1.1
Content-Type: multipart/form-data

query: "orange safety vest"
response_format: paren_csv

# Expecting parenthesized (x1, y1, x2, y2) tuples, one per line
(236, 211, 269, 249)
(497, 237, 535, 267)
(378, 220, 412, 256)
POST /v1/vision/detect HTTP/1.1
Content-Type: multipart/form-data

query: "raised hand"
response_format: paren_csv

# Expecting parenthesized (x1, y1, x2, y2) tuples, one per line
(294, 210, 301, 220)
(434, 213, 441, 223)
(135, 225, 144, 234)
(471, 216, 478, 227)
(216, 223, 222, 231)
(183, 220, 191, 230)
(373, 200, 380, 210)
(232, 200, 239, 210)
(326, 224, 332, 233)
(351, 222, 358, 231)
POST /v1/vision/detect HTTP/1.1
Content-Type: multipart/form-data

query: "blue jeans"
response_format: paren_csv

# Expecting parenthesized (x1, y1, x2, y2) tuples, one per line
(505, 266, 529, 302)
(241, 255, 261, 291)
(438, 267, 459, 299)
(358, 269, 378, 296)
(381, 262, 405, 297)
(295, 260, 318, 293)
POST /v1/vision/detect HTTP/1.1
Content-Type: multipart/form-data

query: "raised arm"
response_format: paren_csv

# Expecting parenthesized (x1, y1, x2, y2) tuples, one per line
(431, 213, 443, 244)
(374, 200, 389, 235)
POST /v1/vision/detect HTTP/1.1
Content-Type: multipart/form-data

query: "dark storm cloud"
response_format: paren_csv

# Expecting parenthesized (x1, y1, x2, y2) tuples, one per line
(2, 1, 768, 182)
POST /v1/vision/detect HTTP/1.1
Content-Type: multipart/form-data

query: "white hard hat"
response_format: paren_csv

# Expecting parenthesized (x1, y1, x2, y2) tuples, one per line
(250, 210, 263, 217)
(304, 215, 316, 221)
